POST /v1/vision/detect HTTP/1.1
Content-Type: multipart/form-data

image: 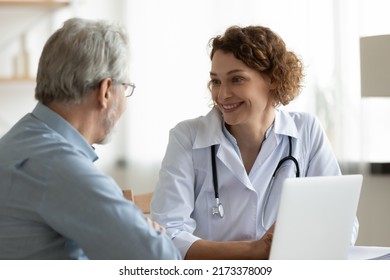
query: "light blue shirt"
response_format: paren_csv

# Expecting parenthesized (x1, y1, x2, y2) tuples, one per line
(0, 102, 181, 260)
(151, 107, 359, 258)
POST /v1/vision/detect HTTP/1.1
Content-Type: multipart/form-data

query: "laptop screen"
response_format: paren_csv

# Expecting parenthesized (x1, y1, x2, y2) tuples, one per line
(269, 174, 362, 260)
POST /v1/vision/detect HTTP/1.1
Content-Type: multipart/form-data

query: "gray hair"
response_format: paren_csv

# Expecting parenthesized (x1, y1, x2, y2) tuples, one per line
(35, 17, 130, 104)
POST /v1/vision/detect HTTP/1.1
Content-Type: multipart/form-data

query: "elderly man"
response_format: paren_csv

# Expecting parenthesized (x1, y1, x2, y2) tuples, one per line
(0, 18, 180, 260)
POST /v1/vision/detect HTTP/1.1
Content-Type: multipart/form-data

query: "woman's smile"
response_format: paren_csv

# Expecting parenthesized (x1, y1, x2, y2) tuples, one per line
(220, 102, 244, 113)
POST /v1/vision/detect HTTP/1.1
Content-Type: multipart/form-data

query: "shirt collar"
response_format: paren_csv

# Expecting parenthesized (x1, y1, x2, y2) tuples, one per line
(193, 106, 226, 149)
(193, 107, 299, 149)
(273, 108, 299, 139)
(32, 102, 98, 162)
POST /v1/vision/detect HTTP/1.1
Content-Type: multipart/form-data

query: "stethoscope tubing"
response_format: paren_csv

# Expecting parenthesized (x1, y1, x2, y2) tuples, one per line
(211, 145, 220, 200)
(211, 136, 300, 225)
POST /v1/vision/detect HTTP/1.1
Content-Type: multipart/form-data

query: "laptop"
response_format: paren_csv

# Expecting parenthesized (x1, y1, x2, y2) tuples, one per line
(269, 174, 363, 260)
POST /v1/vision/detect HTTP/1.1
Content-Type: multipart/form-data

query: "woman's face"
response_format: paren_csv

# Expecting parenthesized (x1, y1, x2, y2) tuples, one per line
(210, 50, 275, 127)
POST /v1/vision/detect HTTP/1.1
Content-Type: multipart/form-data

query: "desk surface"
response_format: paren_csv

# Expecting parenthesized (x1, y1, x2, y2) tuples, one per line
(348, 246, 390, 260)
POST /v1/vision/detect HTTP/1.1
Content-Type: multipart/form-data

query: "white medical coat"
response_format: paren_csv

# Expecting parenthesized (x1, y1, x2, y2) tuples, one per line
(151, 107, 359, 257)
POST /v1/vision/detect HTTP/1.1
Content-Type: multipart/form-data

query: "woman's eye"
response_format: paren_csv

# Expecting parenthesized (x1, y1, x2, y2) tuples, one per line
(232, 76, 244, 83)
(210, 79, 221, 86)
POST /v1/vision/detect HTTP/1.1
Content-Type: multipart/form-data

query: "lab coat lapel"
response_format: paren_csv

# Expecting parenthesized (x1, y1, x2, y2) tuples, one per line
(216, 143, 253, 190)
(252, 110, 299, 170)
(193, 107, 223, 148)
(193, 107, 253, 190)
(254, 131, 278, 167)
(249, 109, 300, 180)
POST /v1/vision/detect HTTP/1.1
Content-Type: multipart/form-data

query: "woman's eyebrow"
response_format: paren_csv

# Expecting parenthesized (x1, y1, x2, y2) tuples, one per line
(210, 69, 245, 76)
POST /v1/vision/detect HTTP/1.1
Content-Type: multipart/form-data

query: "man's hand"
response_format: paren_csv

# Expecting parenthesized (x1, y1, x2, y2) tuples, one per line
(145, 216, 166, 232)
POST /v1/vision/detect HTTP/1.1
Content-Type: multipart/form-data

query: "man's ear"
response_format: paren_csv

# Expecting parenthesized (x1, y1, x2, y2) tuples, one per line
(97, 78, 113, 109)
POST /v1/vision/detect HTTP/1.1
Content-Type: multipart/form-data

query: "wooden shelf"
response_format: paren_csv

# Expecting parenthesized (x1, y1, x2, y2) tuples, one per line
(0, 1, 70, 8)
(0, 77, 35, 83)
(0, 1, 71, 84)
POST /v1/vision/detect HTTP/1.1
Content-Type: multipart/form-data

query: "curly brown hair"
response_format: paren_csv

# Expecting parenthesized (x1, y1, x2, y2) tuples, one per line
(209, 25, 304, 106)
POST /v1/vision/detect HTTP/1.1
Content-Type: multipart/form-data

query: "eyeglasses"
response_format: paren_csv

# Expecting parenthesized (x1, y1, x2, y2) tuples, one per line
(121, 82, 136, 97)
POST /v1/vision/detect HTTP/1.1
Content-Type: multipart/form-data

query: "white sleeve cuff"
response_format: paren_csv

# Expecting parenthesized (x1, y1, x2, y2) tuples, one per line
(167, 229, 201, 258)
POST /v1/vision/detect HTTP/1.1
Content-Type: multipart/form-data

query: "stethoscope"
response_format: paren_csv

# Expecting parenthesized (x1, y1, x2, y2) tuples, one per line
(211, 136, 300, 225)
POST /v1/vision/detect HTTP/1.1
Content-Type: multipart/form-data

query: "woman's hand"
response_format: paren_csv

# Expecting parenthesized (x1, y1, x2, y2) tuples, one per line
(252, 223, 275, 259)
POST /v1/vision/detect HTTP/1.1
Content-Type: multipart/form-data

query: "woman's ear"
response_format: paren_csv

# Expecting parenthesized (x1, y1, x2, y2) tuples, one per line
(269, 76, 278, 90)
(97, 78, 113, 109)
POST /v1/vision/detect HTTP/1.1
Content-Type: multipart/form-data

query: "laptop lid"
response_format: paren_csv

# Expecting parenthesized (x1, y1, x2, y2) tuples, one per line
(269, 174, 363, 260)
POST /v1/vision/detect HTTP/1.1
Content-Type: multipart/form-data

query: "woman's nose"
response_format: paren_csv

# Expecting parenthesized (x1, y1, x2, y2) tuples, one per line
(216, 83, 231, 101)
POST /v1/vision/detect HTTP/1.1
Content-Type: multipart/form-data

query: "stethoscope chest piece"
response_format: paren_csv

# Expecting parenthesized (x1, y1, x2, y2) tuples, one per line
(212, 197, 224, 218)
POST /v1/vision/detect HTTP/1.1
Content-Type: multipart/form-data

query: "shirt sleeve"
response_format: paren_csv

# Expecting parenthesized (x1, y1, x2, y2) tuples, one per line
(39, 150, 181, 260)
(304, 115, 359, 244)
(304, 115, 341, 177)
(150, 122, 201, 258)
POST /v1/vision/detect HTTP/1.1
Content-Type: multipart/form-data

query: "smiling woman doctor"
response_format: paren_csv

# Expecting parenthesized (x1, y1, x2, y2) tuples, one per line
(151, 25, 359, 260)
